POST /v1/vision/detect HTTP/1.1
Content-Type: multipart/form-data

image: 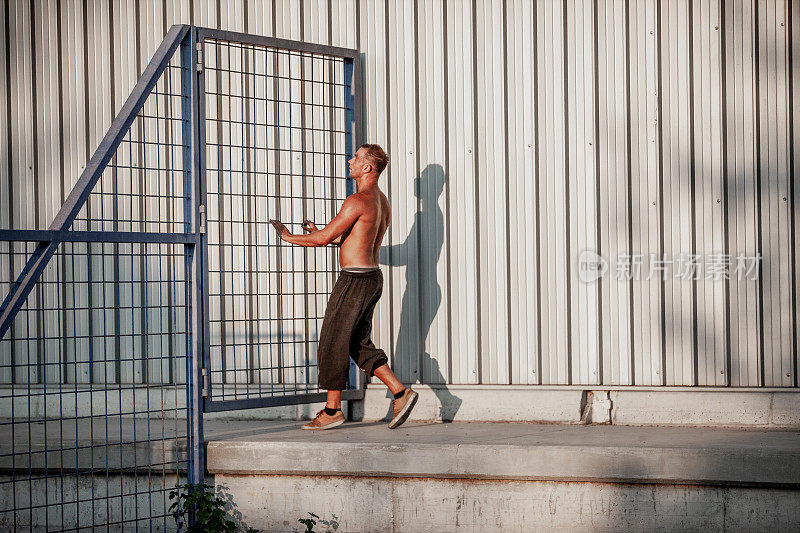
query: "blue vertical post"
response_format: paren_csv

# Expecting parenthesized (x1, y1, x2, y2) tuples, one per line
(344, 58, 356, 198)
(195, 31, 213, 413)
(182, 27, 204, 487)
(344, 57, 357, 388)
(343, 55, 363, 391)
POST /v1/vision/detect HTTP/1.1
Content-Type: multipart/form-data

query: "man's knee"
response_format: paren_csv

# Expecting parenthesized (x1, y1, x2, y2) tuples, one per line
(359, 352, 389, 377)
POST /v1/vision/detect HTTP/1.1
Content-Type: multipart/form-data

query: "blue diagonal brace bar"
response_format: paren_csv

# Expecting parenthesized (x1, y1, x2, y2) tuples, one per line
(0, 24, 191, 341)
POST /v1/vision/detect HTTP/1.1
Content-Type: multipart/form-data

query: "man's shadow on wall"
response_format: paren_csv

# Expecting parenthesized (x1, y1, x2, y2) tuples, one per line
(377, 164, 462, 422)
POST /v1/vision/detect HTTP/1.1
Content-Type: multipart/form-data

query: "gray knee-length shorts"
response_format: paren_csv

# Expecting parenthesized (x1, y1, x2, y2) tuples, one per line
(317, 268, 388, 390)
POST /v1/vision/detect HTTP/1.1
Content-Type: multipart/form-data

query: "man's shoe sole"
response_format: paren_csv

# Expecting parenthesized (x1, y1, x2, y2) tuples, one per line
(301, 418, 344, 430)
(389, 390, 418, 429)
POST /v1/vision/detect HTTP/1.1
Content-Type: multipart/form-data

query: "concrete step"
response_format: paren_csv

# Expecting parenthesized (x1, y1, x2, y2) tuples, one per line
(204, 420, 800, 532)
(205, 419, 800, 486)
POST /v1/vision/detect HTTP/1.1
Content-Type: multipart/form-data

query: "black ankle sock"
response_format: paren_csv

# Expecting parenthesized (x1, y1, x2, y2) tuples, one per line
(324, 407, 341, 416)
(393, 388, 407, 400)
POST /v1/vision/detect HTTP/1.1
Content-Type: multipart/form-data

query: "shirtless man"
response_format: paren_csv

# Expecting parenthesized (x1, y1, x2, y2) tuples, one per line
(269, 144, 418, 430)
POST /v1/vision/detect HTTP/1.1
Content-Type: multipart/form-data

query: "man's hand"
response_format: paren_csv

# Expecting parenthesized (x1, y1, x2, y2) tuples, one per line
(269, 219, 291, 241)
(302, 219, 343, 246)
(301, 220, 319, 233)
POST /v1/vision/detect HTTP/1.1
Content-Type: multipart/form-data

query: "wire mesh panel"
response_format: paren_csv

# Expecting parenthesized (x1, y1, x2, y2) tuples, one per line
(71, 63, 191, 235)
(0, 25, 197, 531)
(198, 29, 361, 408)
(0, 241, 191, 531)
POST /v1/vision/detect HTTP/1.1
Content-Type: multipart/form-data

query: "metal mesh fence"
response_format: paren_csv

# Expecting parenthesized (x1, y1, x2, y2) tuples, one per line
(201, 36, 352, 403)
(0, 27, 193, 531)
(74, 62, 191, 235)
(0, 24, 359, 529)
(0, 241, 191, 531)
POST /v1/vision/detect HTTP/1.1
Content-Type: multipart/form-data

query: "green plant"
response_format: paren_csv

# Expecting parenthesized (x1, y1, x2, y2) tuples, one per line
(168, 482, 258, 533)
(296, 512, 339, 532)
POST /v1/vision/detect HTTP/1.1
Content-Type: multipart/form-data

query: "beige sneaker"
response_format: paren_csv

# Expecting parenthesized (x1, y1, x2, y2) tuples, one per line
(389, 388, 418, 429)
(302, 409, 345, 430)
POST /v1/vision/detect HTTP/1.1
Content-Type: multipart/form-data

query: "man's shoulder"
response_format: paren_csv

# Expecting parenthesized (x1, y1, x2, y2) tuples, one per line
(344, 192, 369, 207)
(346, 190, 384, 207)
(346, 192, 385, 222)
(340, 193, 370, 217)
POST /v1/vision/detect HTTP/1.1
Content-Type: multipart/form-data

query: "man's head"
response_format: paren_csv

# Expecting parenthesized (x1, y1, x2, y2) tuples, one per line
(348, 144, 389, 179)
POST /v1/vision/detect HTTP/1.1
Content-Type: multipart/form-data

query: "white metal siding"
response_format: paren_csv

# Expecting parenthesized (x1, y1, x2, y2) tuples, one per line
(1, 0, 797, 388)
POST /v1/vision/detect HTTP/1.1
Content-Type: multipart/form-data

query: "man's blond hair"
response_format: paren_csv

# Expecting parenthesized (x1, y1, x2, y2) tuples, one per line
(359, 144, 389, 175)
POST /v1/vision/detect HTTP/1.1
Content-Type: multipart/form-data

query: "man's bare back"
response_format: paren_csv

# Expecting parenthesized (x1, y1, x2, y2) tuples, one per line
(336, 188, 390, 268)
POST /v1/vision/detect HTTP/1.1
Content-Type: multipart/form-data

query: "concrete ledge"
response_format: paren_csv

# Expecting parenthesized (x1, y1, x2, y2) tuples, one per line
(355, 385, 584, 423)
(354, 385, 800, 427)
(204, 420, 800, 487)
(610, 390, 800, 427)
(0, 417, 188, 473)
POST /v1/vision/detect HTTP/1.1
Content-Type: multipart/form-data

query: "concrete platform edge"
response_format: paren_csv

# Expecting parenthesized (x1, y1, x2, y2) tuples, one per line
(206, 440, 800, 487)
(353, 386, 800, 427)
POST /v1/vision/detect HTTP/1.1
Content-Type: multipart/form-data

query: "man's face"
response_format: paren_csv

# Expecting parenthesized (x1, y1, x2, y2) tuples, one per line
(348, 148, 370, 178)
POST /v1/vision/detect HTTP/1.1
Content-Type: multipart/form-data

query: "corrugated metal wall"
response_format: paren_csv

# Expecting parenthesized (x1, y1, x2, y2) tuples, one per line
(1, 0, 797, 387)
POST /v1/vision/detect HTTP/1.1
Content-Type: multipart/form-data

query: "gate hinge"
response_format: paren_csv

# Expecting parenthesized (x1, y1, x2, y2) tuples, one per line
(201, 367, 209, 398)
(199, 204, 206, 235)
(196, 42, 203, 72)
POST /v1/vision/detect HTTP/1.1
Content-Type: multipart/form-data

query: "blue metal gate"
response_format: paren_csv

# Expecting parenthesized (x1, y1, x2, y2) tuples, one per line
(195, 27, 364, 413)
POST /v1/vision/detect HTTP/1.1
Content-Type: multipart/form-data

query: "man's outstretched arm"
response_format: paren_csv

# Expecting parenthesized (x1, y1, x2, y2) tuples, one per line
(270, 197, 361, 247)
(301, 220, 342, 246)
